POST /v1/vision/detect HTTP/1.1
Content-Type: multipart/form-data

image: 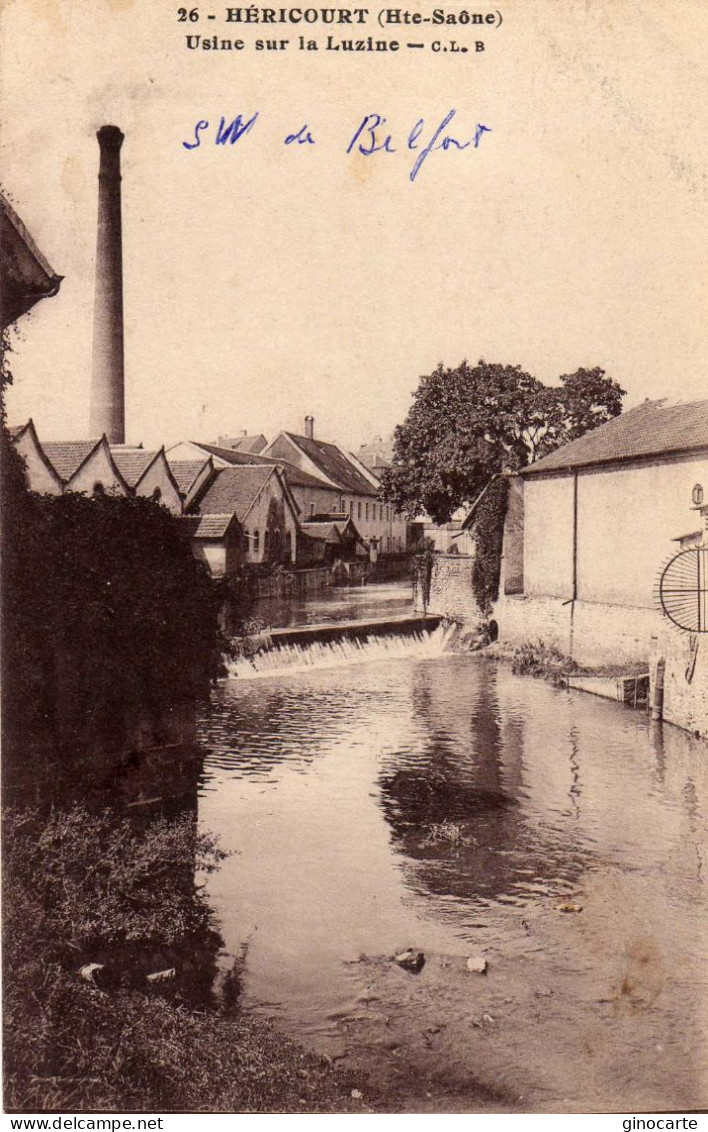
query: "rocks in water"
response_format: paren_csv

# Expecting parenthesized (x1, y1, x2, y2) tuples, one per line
(466, 956, 488, 975)
(146, 967, 176, 984)
(555, 901, 583, 914)
(393, 949, 425, 973)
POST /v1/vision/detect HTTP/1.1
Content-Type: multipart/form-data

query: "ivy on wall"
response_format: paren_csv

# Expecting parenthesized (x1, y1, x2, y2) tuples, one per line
(471, 476, 509, 614)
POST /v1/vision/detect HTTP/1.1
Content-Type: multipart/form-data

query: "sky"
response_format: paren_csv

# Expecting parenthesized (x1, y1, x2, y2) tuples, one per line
(1, 0, 706, 452)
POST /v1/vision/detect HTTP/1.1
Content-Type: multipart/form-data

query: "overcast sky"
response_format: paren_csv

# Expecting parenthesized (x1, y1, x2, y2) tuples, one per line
(2, 0, 706, 451)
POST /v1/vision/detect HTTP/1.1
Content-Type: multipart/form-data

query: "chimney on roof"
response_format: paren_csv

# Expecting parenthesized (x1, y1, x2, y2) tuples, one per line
(89, 125, 125, 444)
(305, 415, 314, 440)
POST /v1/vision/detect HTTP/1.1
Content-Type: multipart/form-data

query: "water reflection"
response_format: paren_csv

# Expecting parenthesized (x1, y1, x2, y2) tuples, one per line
(198, 652, 708, 1111)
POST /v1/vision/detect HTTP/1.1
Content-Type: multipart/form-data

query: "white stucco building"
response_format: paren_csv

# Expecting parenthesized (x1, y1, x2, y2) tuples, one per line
(493, 398, 708, 666)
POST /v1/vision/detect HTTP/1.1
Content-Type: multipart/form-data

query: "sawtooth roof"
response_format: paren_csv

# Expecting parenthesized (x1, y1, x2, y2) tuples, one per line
(521, 398, 708, 476)
(110, 448, 158, 486)
(168, 458, 211, 495)
(42, 440, 103, 482)
(279, 432, 379, 496)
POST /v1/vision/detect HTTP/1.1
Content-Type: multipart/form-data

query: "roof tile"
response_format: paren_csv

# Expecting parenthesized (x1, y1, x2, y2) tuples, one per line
(42, 440, 102, 481)
(280, 433, 379, 496)
(192, 465, 274, 521)
(522, 398, 708, 475)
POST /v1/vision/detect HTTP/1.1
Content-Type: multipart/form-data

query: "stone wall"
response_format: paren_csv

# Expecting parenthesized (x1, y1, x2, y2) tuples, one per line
(493, 593, 663, 666)
(650, 627, 708, 739)
(413, 553, 486, 625)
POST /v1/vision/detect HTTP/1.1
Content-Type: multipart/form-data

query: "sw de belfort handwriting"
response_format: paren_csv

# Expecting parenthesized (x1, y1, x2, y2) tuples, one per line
(182, 110, 492, 182)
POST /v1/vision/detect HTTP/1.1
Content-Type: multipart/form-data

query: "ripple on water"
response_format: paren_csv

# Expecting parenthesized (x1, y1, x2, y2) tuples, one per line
(198, 653, 708, 1112)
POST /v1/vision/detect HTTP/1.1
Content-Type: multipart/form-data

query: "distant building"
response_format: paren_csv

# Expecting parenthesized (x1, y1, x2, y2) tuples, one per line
(357, 436, 394, 475)
(298, 514, 368, 567)
(215, 432, 267, 455)
(265, 418, 407, 555)
(493, 398, 708, 665)
(166, 439, 341, 515)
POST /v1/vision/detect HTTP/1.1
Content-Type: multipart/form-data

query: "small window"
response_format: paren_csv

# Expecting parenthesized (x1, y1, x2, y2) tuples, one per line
(358, 501, 362, 520)
(92, 481, 105, 495)
(365, 503, 369, 520)
(152, 486, 162, 502)
(310, 502, 315, 517)
(254, 529, 260, 554)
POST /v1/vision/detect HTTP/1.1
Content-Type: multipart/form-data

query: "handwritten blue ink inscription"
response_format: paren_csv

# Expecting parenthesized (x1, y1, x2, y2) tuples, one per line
(182, 111, 491, 180)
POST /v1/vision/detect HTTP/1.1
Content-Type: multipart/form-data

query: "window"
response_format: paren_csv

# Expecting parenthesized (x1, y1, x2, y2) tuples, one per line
(310, 502, 315, 517)
(254, 529, 260, 554)
(358, 502, 362, 520)
(92, 481, 105, 495)
(152, 486, 162, 502)
(365, 502, 369, 520)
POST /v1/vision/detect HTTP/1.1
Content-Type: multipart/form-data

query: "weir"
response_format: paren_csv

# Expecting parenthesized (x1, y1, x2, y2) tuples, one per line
(267, 613, 443, 647)
(227, 616, 453, 678)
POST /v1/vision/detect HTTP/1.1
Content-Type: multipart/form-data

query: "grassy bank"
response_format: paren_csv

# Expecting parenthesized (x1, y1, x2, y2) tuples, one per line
(3, 806, 366, 1114)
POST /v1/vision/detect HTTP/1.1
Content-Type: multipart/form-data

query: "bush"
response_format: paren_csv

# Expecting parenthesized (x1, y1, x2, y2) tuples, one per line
(510, 639, 577, 685)
(2, 489, 227, 760)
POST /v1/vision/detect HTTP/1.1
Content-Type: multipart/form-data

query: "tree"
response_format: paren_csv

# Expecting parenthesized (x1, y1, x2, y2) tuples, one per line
(380, 359, 625, 523)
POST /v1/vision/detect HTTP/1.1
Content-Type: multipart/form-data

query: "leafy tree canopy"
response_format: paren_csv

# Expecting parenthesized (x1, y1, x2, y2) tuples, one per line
(380, 360, 625, 523)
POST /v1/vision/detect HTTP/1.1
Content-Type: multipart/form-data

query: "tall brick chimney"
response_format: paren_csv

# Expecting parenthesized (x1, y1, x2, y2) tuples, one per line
(90, 125, 125, 443)
(305, 415, 314, 440)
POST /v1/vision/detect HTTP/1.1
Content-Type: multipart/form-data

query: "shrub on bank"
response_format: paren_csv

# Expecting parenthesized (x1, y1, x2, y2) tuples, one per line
(510, 639, 577, 685)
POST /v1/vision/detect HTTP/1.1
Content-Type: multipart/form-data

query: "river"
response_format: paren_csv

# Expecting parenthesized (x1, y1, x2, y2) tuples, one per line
(196, 583, 708, 1113)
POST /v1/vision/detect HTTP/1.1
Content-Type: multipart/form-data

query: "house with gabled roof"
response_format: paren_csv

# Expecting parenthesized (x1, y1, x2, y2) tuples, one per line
(493, 398, 708, 666)
(188, 463, 301, 572)
(166, 438, 343, 517)
(298, 514, 368, 566)
(264, 418, 408, 555)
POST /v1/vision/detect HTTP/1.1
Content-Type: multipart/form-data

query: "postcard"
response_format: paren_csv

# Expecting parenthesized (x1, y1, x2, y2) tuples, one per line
(1, 0, 706, 1121)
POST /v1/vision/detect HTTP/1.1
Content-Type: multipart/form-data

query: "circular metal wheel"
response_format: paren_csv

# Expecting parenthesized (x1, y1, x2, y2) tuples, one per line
(659, 547, 708, 632)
